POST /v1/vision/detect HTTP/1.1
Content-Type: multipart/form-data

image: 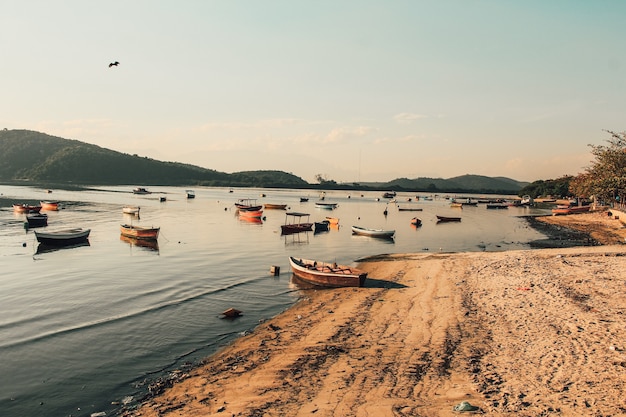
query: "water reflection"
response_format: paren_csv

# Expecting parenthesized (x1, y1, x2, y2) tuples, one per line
(36, 240, 91, 254)
(119, 235, 159, 252)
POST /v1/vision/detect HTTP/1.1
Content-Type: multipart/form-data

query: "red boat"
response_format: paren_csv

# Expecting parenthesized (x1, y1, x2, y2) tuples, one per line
(40, 201, 60, 211)
(13, 204, 42, 213)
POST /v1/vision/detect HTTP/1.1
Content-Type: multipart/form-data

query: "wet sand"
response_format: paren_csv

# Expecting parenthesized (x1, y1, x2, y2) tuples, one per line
(128, 210, 626, 417)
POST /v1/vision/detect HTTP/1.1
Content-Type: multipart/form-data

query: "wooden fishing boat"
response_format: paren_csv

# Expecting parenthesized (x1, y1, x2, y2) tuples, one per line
(132, 187, 151, 195)
(122, 206, 141, 215)
(235, 199, 262, 211)
(314, 202, 338, 210)
(264, 203, 288, 210)
(397, 205, 423, 211)
(289, 257, 367, 288)
(551, 205, 591, 216)
(34, 228, 90, 245)
(351, 225, 395, 239)
(40, 201, 60, 211)
(436, 215, 461, 223)
(314, 220, 330, 233)
(13, 204, 42, 213)
(281, 212, 313, 234)
(26, 213, 48, 227)
(120, 224, 160, 240)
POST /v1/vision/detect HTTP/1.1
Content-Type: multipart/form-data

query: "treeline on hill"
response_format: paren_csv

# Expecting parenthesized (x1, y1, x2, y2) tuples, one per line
(517, 176, 573, 199)
(1, 129, 533, 193)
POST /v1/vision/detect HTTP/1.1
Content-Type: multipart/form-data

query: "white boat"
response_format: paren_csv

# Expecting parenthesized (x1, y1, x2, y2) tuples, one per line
(351, 225, 395, 239)
(122, 206, 141, 215)
(315, 202, 338, 209)
(34, 228, 91, 245)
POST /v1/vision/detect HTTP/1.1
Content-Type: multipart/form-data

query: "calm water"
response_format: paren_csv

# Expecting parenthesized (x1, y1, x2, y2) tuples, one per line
(0, 185, 552, 417)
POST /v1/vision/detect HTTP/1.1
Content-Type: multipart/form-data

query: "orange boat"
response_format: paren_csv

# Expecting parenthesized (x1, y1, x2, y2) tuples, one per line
(120, 224, 160, 240)
(239, 209, 263, 219)
(13, 204, 42, 213)
(40, 201, 60, 211)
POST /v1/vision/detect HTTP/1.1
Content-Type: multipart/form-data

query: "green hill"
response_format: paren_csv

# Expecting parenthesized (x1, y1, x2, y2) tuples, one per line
(0, 129, 530, 193)
(0, 129, 308, 187)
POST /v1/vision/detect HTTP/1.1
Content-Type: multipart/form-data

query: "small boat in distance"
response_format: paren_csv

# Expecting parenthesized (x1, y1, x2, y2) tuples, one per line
(314, 220, 330, 233)
(40, 201, 60, 211)
(382, 191, 396, 199)
(289, 257, 368, 288)
(122, 206, 141, 215)
(120, 224, 160, 240)
(315, 202, 338, 210)
(264, 203, 288, 210)
(300, 197, 309, 202)
(133, 187, 152, 195)
(410, 217, 422, 227)
(27, 213, 48, 228)
(186, 190, 195, 199)
(13, 204, 42, 213)
(235, 199, 262, 211)
(436, 215, 461, 223)
(351, 225, 395, 239)
(397, 205, 423, 211)
(34, 228, 90, 245)
(281, 212, 314, 235)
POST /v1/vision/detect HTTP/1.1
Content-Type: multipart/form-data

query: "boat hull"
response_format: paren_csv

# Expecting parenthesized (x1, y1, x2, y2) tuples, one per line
(120, 224, 160, 240)
(351, 225, 395, 238)
(34, 228, 90, 245)
(436, 215, 461, 222)
(289, 257, 367, 288)
(40, 201, 60, 211)
(27, 213, 48, 227)
(13, 204, 42, 213)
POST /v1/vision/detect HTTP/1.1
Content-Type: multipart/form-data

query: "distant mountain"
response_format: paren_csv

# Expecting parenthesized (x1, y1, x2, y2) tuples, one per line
(362, 174, 529, 194)
(0, 129, 308, 187)
(0, 129, 530, 193)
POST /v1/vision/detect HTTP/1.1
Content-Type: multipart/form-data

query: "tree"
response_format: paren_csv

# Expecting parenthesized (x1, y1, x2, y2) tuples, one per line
(570, 130, 626, 205)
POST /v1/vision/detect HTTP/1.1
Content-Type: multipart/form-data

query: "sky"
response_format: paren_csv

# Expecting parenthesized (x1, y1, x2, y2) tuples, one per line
(2, 1, 625, 184)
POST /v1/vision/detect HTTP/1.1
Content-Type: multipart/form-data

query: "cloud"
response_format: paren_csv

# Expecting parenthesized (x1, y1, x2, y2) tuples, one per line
(393, 112, 429, 124)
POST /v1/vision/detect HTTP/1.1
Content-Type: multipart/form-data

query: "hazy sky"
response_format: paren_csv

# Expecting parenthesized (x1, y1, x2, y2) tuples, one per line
(2, 1, 625, 183)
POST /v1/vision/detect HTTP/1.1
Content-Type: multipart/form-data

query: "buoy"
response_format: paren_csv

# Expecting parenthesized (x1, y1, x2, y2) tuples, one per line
(270, 265, 280, 276)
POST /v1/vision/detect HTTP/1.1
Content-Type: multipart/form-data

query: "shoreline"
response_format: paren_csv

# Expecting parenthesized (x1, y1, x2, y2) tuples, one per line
(126, 211, 626, 417)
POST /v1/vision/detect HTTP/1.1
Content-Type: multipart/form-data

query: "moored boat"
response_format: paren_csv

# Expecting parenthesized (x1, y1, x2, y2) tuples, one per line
(34, 228, 90, 245)
(397, 205, 423, 211)
(315, 202, 338, 210)
(281, 212, 313, 234)
(436, 215, 461, 223)
(351, 225, 395, 239)
(122, 206, 141, 215)
(13, 204, 42, 213)
(289, 257, 367, 288)
(486, 203, 509, 209)
(40, 201, 60, 211)
(133, 187, 152, 195)
(314, 220, 330, 233)
(186, 190, 195, 199)
(120, 224, 160, 240)
(264, 203, 288, 210)
(410, 217, 422, 227)
(239, 209, 263, 218)
(26, 213, 48, 227)
(235, 199, 262, 211)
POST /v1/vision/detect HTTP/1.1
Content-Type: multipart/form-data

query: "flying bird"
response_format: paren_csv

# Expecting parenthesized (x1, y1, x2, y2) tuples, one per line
(108, 61, 120, 68)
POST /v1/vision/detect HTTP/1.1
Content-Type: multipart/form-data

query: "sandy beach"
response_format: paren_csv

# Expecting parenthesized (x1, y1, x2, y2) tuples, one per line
(128, 211, 626, 417)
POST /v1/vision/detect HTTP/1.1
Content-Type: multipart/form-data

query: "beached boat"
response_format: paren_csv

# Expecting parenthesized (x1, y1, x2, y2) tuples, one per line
(486, 203, 509, 209)
(264, 203, 288, 210)
(26, 213, 48, 227)
(120, 224, 160, 240)
(34, 228, 90, 245)
(281, 212, 313, 234)
(13, 204, 42, 213)
(186, 190, 195, 199)
(289, 257, 368, 288)
(40, 201, 60, 211)
(410, 217, 422, 227)
(133, 187, 151, 195)
(315, 202, 338, 210)
(351, 225, 395, 239)
(551, 205, 591, 216)
(122, 206, 141, 215)
(436, 215, 461, 223)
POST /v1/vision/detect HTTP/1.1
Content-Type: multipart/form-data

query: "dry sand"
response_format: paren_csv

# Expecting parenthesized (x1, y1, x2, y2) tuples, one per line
(128, 211, 626, 417)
